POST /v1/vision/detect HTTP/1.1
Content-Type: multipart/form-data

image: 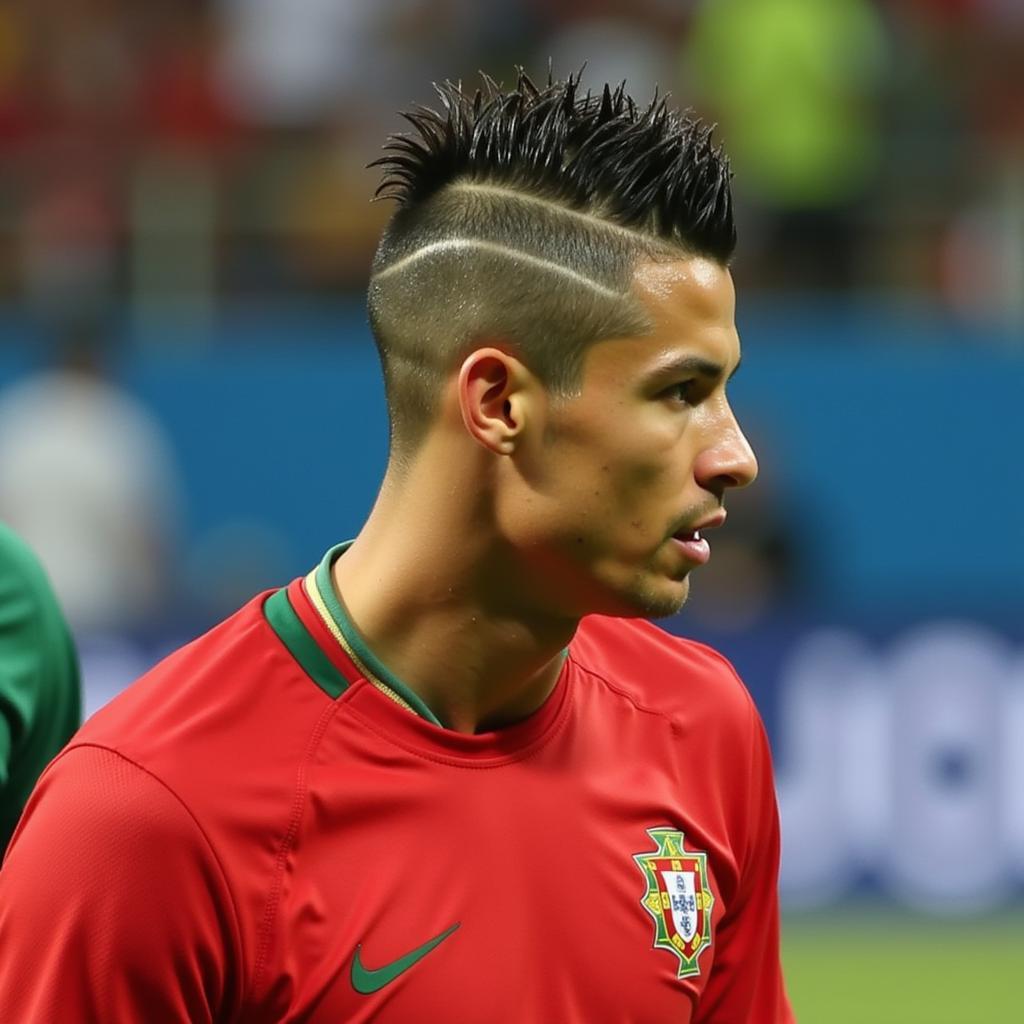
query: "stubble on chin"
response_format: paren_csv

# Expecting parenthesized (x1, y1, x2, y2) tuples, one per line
(620, 569, 691, 620)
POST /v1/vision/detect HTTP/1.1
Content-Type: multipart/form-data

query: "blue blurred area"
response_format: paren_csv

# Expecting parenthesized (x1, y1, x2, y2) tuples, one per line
(3, 300, 1020, 621)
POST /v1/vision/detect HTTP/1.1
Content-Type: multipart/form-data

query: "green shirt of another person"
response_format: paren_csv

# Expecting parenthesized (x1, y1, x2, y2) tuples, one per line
(0, 522, 81, 850)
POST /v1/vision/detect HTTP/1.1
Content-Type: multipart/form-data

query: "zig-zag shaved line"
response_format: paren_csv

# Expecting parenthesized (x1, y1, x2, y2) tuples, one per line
(448, 181, 679, 250)
(371, 238, 623, 300)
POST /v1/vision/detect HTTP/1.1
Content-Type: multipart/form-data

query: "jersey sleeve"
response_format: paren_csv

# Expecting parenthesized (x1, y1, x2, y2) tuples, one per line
(0, 744, 244, 1023)
(693, 697, 794, 1024)
(0, 544, 52, 786)
(0, 524, 80, 844)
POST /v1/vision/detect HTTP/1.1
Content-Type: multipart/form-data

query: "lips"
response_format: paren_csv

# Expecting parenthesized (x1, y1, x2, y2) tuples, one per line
(670, 532, 711, 565)
(672, 508, 727, 542)
(669, 509, 725, 566)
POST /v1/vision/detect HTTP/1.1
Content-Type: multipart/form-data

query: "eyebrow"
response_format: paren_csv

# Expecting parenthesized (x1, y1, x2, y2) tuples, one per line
(646, 353, 742, 384)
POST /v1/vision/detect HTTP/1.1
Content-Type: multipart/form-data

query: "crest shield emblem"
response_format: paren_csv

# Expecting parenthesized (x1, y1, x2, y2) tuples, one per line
(633, 827, 714, 978)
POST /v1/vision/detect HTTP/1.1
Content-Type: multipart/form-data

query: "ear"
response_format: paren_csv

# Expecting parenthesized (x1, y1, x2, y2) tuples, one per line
(457, 347, 536, 455)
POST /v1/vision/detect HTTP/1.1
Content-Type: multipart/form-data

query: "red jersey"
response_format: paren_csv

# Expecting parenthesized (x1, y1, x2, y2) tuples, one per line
(0, 546, 792, 1023)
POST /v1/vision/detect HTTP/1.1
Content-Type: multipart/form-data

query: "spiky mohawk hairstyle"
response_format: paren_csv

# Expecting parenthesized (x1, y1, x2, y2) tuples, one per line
(372, 70, 735, 261)
(366, 70, 739, 464)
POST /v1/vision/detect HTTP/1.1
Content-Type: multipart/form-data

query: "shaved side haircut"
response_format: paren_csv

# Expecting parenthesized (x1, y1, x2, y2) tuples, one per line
(368, 71, 736, 462)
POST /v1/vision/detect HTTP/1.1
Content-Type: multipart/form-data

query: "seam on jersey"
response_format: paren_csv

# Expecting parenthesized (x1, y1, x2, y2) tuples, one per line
(570, 645, 761, 899)
(741, 694, 771, 882)
(680, 639, 768, 856)
(45, 742, 247, 1017)
(565, 650, 682, 723)
(640, 627, 761, 710)
(247, 692, 352, 1004)
(567, 642, 758, 727)
(342, 676, 575, 770)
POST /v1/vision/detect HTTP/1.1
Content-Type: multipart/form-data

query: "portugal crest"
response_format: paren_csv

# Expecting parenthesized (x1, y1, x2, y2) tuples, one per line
(633, 827, 714, 978)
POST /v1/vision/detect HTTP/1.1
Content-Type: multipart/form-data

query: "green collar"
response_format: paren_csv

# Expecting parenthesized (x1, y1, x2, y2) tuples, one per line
(314, 542, 443, 726)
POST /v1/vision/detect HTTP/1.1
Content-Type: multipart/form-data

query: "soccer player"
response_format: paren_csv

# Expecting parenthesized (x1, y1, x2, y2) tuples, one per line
(0, 521, 80, 850)
(0, 73, 794, 1022)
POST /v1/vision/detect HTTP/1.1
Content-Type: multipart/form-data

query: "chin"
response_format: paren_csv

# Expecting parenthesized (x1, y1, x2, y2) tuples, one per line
(639, 583, 691, 620)
(600, 572, 692, 620)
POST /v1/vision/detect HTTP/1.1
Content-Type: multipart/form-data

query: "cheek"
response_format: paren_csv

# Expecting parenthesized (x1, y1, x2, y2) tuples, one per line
(561, 460, 679, 553)
(604, 443, 689, 513)
(533, 414, 688, 535)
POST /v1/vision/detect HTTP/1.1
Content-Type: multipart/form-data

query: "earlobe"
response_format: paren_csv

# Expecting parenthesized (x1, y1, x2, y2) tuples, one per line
(457, 347, 528, 455)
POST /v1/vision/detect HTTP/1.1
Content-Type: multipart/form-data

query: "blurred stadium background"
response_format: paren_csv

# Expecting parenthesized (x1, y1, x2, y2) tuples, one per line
(0, 1, 1020, 1019)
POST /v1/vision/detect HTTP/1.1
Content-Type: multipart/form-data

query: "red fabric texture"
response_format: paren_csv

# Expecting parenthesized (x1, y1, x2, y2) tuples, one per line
(0, 584, 793, 1023)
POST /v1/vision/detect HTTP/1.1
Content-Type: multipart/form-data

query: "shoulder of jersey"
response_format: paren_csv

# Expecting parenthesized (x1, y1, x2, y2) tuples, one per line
(73, 589, 314, 767)
(570, 614, 752, 723)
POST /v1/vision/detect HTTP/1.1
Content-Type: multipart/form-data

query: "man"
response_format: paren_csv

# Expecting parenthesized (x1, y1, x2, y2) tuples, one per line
(0, 521, 80, 850)
(0, 73, 793, 1022)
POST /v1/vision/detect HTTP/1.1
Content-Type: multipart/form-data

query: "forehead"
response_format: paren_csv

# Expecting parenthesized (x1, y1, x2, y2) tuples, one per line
(632, 256, 736, 327)
(581, 256, 740, 383)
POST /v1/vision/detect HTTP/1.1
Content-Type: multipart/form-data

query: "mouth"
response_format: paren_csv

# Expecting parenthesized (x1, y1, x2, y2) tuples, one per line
(674, 527, 704, 543)
(669, 531, 711, 565)
(669, 510, 726, 566)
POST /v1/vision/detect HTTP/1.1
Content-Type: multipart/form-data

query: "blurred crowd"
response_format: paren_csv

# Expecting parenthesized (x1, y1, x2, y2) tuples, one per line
(1, 7, 1018, 926)
(0, 0, 1019, 328)
(1, 0, 1022, 638)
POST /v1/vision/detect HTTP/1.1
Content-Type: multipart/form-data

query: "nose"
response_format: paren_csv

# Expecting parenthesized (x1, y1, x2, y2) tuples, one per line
(694, 412, 758, 493)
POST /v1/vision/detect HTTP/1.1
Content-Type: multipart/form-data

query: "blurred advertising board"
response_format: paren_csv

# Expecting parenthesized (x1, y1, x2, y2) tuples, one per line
(77, 613, 1024, 916)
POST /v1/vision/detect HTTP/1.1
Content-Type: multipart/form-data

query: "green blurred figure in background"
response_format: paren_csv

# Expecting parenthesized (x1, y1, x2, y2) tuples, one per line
(0, 521, 80, 850)
(688, 0, 889, 287)
(689, 0, 887, 206)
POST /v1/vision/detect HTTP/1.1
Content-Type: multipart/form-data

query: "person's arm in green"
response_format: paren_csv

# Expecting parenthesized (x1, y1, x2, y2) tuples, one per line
(0, 522, 81, 852)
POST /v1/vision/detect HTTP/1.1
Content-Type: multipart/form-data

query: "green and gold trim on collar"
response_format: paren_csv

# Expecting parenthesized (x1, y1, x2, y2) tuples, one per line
(306, 543, 442, 726)
(266, 542, 573, 732)
(263, 586, 350, 699)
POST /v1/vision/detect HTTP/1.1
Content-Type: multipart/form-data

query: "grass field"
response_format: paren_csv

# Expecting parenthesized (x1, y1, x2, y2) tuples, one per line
(782, 911, 1023, 1023)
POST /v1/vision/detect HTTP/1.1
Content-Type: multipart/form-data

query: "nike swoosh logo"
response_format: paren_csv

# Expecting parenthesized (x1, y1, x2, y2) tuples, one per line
(350, 922, 460, 994)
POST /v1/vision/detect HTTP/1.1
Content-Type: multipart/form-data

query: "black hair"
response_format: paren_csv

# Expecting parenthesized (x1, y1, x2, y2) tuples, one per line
(367, 70, 736, 463)
(373, 70, 735, 260)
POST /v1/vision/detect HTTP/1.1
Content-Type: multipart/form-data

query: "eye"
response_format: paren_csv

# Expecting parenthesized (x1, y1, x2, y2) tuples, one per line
(663, 380, 698, 405)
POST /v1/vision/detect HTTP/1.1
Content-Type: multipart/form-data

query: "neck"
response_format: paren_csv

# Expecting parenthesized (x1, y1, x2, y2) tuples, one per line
(331, 448, 577, 734)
